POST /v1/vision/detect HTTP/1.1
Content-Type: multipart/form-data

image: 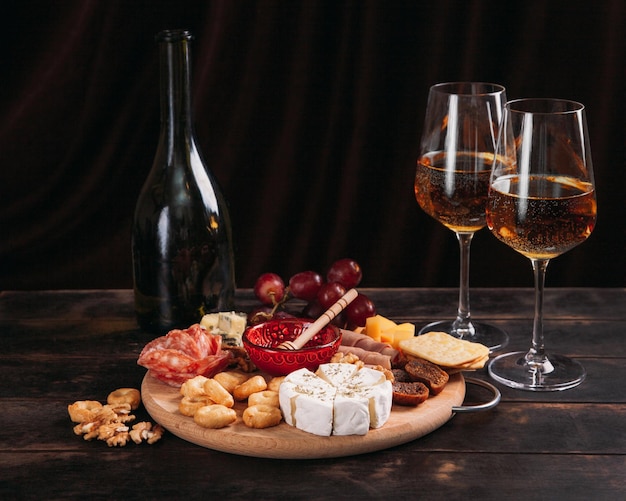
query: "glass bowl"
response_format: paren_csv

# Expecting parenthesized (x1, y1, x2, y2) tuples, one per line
(242, 318, 342, 376)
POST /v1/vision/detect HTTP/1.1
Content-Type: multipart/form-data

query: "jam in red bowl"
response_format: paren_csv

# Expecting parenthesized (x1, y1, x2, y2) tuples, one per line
(242, 318, 342, 376)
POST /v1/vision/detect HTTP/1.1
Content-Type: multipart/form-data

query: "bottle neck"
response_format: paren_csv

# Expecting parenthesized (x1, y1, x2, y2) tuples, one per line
(157, 30, 194, 134)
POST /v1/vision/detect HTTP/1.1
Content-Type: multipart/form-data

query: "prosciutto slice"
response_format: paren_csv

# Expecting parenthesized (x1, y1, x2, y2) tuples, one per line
(339, 329, 400, 369)
(138, 324, 233, 386)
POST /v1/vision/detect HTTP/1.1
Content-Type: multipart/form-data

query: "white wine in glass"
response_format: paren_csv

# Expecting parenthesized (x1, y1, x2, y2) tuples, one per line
(486, 98, 597, 391)
(415, 82, 509, 351)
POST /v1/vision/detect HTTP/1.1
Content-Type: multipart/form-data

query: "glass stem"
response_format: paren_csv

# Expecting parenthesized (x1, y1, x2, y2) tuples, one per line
(527, 258, 550, 365)
(452, 232, 475, 337)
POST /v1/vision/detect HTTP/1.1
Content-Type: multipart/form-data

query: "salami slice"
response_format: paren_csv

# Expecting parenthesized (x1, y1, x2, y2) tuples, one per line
(138, 324, 233, 386)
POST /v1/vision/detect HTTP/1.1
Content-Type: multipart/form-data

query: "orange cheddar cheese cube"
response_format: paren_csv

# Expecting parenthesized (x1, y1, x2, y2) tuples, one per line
(364, 315, 416, 348)
(365, 315, 397, 342)
(386, 323, 415, 348)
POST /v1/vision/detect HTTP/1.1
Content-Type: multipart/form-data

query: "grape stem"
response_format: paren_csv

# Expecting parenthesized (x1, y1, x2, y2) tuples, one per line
(269, 286, 292, 316)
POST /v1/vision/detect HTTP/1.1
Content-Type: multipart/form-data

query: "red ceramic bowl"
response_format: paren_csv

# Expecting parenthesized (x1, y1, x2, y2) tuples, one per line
(242, 318, 342, 376)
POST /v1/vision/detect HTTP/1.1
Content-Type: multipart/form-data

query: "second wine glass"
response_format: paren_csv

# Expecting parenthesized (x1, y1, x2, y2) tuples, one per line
(486, 98, 597, 391)
(415, 82, 509, 351)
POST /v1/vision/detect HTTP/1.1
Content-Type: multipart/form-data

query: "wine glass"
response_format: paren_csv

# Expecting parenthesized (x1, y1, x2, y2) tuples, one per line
(415, 82, 509, 351)
(486, 98, 597, 391)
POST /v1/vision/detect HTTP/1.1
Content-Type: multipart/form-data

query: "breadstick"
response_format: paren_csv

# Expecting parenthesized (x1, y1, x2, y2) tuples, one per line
(68, 400, 103, 423)
(180, 375, 210, 398)
(193, 405, 237, 429)
(203, 378, 234, 408)
(107, 388, 141, 410)
(243, 404, 282, 429)
(233, 375, 267, 401)
(248, 390, 279, 408)
(267, 376, 285, 393)
(179, 396, 212, 417)
(214, 371, 250, 394)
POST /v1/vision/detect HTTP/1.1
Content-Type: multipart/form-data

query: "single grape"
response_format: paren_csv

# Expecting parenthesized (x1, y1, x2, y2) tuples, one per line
(331, 311, 347, 328)
(326, 258, 362, 289)
(301, 300, 324, 319)
(316, 282, 347, 310)
(289, 271, 323, 301)
(345, 293, 376, 328)
(302, 300, 346, 327)
(253, 273, 285, 306)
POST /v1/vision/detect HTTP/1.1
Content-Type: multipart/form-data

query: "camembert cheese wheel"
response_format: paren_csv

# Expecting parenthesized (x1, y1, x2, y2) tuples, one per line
(278, 363, 393, 437)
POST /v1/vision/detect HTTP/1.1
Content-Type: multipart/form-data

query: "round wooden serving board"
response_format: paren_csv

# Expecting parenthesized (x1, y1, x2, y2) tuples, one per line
(142, 371, 465, 459)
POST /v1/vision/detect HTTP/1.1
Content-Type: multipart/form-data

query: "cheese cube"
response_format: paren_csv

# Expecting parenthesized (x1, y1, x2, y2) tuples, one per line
(388, 323, 415, 348)
(365, 315, 397, 342)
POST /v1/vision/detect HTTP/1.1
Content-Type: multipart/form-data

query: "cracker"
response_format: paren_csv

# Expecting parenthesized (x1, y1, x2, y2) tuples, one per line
(446, 351, 489, 369)
(398, 331, 489, 367)
(455, 354, 489, 370)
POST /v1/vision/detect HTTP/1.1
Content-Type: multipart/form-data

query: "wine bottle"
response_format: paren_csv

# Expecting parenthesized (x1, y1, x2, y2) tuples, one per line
(132, 29, 235, 334)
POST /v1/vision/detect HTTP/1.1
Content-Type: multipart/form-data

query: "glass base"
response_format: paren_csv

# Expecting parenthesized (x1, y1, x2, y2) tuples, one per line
(418, 320, 509, 352)
(488, 351, 586, 391)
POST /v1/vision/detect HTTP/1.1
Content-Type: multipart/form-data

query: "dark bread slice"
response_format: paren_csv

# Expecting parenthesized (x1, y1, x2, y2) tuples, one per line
(392, 380, 429, 406)
(391, 352, 409, 370)
(391, 368, 412, 382)
(404, 358, 449, 395)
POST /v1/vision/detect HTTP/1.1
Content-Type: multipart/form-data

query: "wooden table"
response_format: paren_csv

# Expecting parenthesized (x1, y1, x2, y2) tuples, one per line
(1, 288, 625, 500)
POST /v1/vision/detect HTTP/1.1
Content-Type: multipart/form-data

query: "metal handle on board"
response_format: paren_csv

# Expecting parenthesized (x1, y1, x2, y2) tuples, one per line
(452, 377, 501, 413)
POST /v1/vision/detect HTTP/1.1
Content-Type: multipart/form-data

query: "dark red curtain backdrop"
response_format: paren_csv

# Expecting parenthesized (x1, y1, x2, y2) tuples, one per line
(2, 0, 624, 290)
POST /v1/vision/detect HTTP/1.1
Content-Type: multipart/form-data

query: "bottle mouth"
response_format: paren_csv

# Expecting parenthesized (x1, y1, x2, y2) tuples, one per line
(156, 30, 193, 43)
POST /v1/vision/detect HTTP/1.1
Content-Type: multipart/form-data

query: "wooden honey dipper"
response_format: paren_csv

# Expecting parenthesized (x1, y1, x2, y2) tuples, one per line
(276, 288, 358, 350)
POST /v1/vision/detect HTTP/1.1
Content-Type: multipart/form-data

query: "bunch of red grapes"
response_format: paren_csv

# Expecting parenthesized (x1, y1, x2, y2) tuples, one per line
(251, 258, 376, 329)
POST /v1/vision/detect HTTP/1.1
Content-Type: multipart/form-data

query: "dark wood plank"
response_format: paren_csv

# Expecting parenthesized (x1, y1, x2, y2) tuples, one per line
(1, 450, 624, 500)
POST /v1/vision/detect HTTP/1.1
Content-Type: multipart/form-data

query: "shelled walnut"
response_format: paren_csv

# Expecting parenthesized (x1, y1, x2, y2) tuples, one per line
(68, 388, 164, 447)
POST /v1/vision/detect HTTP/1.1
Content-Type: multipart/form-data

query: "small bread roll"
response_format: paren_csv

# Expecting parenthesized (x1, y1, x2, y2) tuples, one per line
(180, 375, 210, 398)
(267, 376, 285, 393)
(233, 375, 267, 401)
(193, 404, 237, 429)
(179, 396, 212, 417)
(203, 378, 235, 408)
(243, 404, 282, 429)
(213, 371, 250, 394)
(68, 400, 103, 423)
(248, 390, 279, 408)
(107, 388, 141, 410)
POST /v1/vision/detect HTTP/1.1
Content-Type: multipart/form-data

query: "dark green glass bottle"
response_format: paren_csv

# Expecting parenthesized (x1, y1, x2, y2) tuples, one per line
(132, 30, 235, 334)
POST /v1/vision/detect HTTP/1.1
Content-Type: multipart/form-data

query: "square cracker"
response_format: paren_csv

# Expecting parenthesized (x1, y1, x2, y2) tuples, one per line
(456, 354, 489, 370)
(399, 331, 489, 367)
